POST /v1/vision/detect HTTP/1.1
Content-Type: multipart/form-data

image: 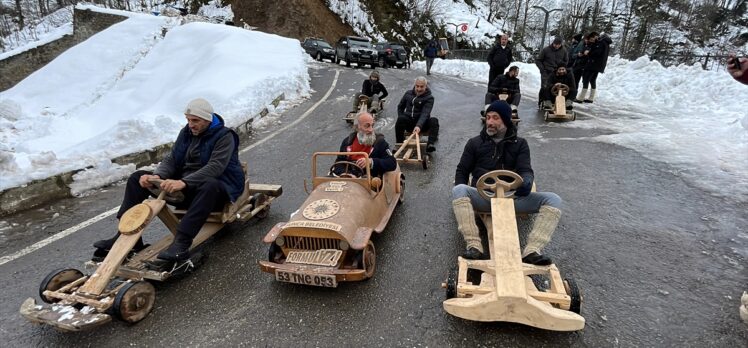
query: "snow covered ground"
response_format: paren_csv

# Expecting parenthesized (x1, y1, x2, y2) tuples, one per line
(0, 5, 310, 193)
(413, 58, 748, 202)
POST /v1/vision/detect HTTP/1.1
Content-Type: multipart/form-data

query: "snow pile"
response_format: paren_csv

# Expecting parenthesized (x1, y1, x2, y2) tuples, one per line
(412, 58, 748, 201)
(0, 11, 310, 191)
(326, 0, 384, 41)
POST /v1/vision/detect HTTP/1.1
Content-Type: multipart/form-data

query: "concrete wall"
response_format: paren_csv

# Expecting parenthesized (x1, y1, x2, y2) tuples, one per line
(0, 8, 127, 91)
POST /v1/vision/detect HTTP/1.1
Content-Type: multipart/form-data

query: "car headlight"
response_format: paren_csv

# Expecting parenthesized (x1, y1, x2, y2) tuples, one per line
(275, 236, 285, 247)
(339, 240, 349, 251)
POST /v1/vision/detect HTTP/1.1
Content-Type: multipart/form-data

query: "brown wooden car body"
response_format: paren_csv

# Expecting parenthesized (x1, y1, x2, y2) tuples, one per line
(259, 152, 404, 286)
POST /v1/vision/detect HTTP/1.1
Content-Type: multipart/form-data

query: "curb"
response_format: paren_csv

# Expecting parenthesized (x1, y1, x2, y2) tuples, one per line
(0, 94, 285, 217)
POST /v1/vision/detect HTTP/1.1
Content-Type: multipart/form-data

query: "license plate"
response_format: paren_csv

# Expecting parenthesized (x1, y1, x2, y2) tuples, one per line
(361, 54, 370, 59)
(275, 270, 337, 287)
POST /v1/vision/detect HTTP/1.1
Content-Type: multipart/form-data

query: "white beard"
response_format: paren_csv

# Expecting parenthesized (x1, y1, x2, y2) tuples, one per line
(357, 131, 376, 146)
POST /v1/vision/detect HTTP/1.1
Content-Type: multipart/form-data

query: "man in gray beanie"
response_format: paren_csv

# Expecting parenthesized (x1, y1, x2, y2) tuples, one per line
(451, 100, 563, 265)
(93, 98, 245, 264)
(535, 36, 569, 109)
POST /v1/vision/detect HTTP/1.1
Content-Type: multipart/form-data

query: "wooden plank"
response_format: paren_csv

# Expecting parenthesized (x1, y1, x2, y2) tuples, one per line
(393, 133, 416, 158)
(548, 264, 566, 294)
(41, 291, 111, 312)
(190, 222, 224, 249)
(127, 234, 173, 264)
(157, 208, 179, 235)
(414, 133, 422, 161)
(402, 148, 413, 160)
(555, 94, 566, 116)
(248, 183, 283, 196)
(527, 290, 571, 307)
(457, 257, 468, 287)
(491, 198, 527, 299)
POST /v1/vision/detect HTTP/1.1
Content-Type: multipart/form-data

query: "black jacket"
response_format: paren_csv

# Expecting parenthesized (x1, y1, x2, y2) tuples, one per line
(487, 44, 513, 71)
(336, 132, 397, 177)
(549, 72, 577, 97)
(454, 127, 534, 192)
(397, 88, 434, 129)
(586, 35, 612, 73)
(362, 79, 388, 99)
(488, 73, 521, 95)
(536, 45, 568, 74)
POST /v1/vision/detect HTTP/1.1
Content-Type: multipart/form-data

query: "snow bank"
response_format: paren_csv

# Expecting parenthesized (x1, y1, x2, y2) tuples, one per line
(412, 57, 748, 201)
(0, 17, 310, 191)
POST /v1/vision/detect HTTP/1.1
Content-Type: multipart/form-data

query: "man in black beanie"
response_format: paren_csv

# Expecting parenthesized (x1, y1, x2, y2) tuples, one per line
(451, 101, 563, 265)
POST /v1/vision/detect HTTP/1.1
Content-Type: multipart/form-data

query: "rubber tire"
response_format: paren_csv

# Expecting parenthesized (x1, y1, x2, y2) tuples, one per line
(398, 174, 405, 204)
(445, 268, 457, 299)
(334, 53, 340, 64)
(268, 243, 282, 262)
(564, 278, 582, 314)
(39, 268, 84, 303)
(315, 52, 322, 61)
(345, 53, 351, 67)
(113, 281, 156, 323)
(422, 153, 430, 170)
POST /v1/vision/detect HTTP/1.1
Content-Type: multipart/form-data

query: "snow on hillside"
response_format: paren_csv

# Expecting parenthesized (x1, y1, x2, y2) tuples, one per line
(0, 8, 310, 192)
(412, 58, 748, 202)
(432, 0, 505, 46)
(326, 0, 384, 41)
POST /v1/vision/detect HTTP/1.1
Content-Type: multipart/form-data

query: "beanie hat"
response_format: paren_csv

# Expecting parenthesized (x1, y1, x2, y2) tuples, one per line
(573, 33, 583, 42)
(553, 36, 563, 44)
(486, 101, 513, 128)
(184, 98, 214, 122)
(370, 70, 380, 79)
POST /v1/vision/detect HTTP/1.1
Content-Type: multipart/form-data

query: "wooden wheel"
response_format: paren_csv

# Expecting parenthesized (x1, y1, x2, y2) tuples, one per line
(39, 268, 84, 303)
(475, 170, 524, 200)
(113, 281, 156, 323)
(564, 278, 582, 314)
(362, 241, 376, 279)
(551, 83, 570, 96)
(252, 193, 270, 219)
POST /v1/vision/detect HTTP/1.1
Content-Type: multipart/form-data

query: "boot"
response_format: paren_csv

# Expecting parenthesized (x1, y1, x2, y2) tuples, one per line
(522, 206, 561, 265)
(93, 233, 147, 261)
(584, 89, 596, 103)
(157, 234, 193, 261)
(452, 197, 483, 259)
(542, 100, 553, 110)
(575, 88, 587, 103)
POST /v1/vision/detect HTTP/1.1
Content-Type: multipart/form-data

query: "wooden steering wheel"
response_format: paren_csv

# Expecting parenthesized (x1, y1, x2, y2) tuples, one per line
(475, 170, 524, 200)
(551, 83, 570, 97)
(147, 178, 185, 204)
(329, 161, 365, 178)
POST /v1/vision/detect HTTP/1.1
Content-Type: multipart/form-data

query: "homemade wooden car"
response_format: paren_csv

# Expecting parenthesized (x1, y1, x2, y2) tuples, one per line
(442, 170, 584, 331)
(259, 152, 404, 287)
(544, 84, 576, 122)
(481, 91, 520, 125)
(394, 131, 431, 169)
(20, 175, 281, 332)
(344, 95, 386, 124)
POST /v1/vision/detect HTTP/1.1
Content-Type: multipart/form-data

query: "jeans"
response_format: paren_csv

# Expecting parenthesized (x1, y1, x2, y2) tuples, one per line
(451, 184, 562, 213)
(426, 57, 435, 74)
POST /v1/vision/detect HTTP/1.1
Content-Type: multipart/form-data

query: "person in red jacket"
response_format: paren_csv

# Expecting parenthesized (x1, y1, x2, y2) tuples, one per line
(727, 54, 748, 85)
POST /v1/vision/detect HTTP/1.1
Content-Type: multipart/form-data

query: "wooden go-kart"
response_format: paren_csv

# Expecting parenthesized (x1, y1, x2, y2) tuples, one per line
(543, 84, 576, 122)
(259, 152, 404, 287)
(442, 170, 584, 331)
(394, 130, 431, 169)
(344, 94, 386, 124)
(20, 175, 281, 332)
(481, 90, 520, 125)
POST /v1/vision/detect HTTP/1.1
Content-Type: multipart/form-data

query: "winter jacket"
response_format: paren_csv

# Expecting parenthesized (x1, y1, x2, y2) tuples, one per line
(487, 44, 514, 71)
(454, 127, 534, 192)
(536, 45, 568, 75)
(155, 114, 245, 202)
(397, 87, 435, 129)
(424, 41, 438, 58)
(362, 79, 388, 99)
(336, 132, 397, 177)
(488, 73, 521, 95)
(549, 71, 577, 97)
(571, 41, 588, 69)
(586, 35, 612, 73)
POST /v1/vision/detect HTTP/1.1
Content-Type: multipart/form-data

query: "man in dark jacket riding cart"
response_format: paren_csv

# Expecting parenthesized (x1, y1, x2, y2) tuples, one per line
(93, 98, 245, 262)
(396, 76, 440, 152)
(350, 70, 389, 113)
(451, 101, 563, 265)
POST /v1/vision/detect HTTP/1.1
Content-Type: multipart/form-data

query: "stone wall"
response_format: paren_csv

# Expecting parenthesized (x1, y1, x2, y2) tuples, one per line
(0, 8, 127, 91)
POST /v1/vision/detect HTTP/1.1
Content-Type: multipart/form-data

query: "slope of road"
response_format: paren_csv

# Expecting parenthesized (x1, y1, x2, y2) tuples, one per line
(0, 61, 745, 346)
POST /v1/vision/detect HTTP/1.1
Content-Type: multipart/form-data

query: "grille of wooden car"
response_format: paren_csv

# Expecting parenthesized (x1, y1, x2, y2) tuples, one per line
(285, 236, 339, 250)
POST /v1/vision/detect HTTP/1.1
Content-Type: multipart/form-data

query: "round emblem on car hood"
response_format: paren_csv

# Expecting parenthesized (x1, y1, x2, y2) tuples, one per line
(302, 199, 340, 220)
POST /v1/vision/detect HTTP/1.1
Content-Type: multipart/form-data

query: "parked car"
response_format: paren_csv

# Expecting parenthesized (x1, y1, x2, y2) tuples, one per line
(302, 37, 335, 62)
(373, 42, 409, 69)
(334, 36, 378, 68)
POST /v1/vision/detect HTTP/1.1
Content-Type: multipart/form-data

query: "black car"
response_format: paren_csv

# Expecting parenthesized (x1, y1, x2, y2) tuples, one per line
(334, 36, 378, 68)
(373, 42, 409, 69)
(302, 38, 335, 62)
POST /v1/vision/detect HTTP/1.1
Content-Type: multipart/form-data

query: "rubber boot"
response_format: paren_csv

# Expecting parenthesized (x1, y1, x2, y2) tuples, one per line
(575, 88, 587, 103)
(452, 197, 483, 259)
(584, 89, 596, 103)
(522, 206, 561, 264)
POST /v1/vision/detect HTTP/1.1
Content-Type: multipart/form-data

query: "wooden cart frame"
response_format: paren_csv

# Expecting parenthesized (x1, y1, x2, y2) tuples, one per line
(442, 170, 584, 331)
(481, 93, 520, 125)
(20, 173, 281, 332)
(544, 84, 576, 122)
(344, 95, 385, 124)
(393, 131, 431, 169)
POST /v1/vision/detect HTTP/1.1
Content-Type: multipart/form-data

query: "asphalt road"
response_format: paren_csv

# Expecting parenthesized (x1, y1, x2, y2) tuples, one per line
(0, 60, 746, 347)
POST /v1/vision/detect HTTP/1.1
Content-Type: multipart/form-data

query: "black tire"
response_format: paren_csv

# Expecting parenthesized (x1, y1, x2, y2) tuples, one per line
(315, 52, 322, 61)
(334, 53, 340, 64)
(564, 278, 582, 314)
(445, 268, 457, 299)
(345, 53, 351, 67)
(113, 281, 156, 323)
(422, 154, 430, 170)
(39, 268, 84, 303)
(398, 174, 405, 204)
(268, 243, 282, 262)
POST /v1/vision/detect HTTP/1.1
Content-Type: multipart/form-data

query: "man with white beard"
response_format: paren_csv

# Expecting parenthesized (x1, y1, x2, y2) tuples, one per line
(334, 112, 396, 177)
(451, 101, 563, 265)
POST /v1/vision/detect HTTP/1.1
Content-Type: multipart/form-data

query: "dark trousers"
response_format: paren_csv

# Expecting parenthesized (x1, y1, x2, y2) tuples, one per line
(573, 68, 584, 90)
(119, 170, 229, 241)
(395, 116, 439, 144)
(537, 70, 552, 101)
(425, 57, 435, 74)
(582, 70, 599, 89)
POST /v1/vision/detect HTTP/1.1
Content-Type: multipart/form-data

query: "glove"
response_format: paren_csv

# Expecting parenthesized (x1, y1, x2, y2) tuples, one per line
(515, 179, 533, 197)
